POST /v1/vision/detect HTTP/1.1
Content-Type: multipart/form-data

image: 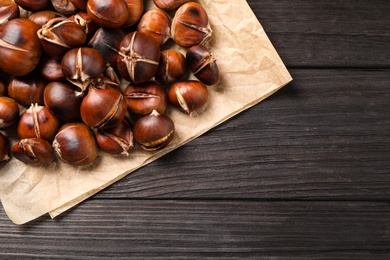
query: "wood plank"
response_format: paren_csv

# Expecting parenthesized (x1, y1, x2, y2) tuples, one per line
(93, 69, 390, 200)
(0, 200, 388, 258)
(247, 0, 390, 67)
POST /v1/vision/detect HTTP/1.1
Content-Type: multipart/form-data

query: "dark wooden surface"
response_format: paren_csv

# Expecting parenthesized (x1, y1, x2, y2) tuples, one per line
(1, 0, 390, 258)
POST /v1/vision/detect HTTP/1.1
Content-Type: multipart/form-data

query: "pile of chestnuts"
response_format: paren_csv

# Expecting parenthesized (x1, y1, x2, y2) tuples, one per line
(0, 0, 220, 167)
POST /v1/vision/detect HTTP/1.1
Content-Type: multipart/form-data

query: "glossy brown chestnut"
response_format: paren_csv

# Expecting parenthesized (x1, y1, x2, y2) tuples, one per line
(123, 0, 143, 27)
(51, 0, 78, 16)
(124, 81, 167, 116)
(168, 80, 208, 114)
(137, 9, 170, 46)
(117, 31, 160, 84)
(0, 80, 6, 96)
(14, 0, 50, 12)
(0, 132, 9, 161)
(44, 82, 83, 122)
(37, 18, 87, 60)
(186, 45, 220, 85)
(12, 138, 54, 165)
(70, 12, 99, 39)
(61, 47, 106, 92)
(88, 27, 127, 68)
(0, 0, 19, 26)
(80, 80, 127, 129)
(0, 18, 42, 76)
(29, 11, 59, 28)
(69, 0, 88, 10)
(133, 110, 174, 151)
(53, 122, 98, 166)
(87, 0, 129, 28)
(38, 56, 65, 82)
(153, 0, 189, 11)
(96, 117, 133, 155)
(17, 104, 60, 141)
(156, 50, 187, 85)
(7, 73, 47, 106)
(0, 96, 19, 129)
(171, 2, 212, 47)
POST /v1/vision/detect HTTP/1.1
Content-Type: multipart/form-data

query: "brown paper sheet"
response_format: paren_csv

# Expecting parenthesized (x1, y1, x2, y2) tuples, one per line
(0, 0, 292, 224)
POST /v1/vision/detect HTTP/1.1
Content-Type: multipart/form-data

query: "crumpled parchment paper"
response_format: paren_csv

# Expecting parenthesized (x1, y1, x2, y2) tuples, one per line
(0, 0, 292, 224)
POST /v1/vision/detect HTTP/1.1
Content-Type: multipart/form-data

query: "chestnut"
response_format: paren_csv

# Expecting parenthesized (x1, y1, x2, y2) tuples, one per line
(61, 47, 107, 92)
(96, 117, 133, 155)
(124, 81, 167, 116)
(44, 82, 83, 122)
(186, 45, 220, 86)
(171, 2, 212, 47)
(51, 0, 78, 16)
(80, 78, 127, 129)
(69, 0, 88, 10)
(37, 18, 87, 60)
(14, 0, 50, 12)
(69, 12, 99, 39)
(168, 80, 208, 114)
(38, 55, 65, 82)
(123, 0, 144, 27)
(0, 80, 5, 96)
(0, 0, 20, 26)
(137, 9, 170, 46)
(0, 96, 19, 129)
(133, 110, 175, 151)
(17, 104, 61, 141)
(0, 132, 9, 161)
(0, 18, 42, 76)
(12, 138, 54, 165)
(153, 0, 189, 11)
(87, 0, 129, 29)
(53, 122, 98, 166)
(156, 50, 187, 85)
(7, 73, 47, 106)
(88, 27, 127, 68)
(29, 11, 59, 28)
(117, 31, 160, 84)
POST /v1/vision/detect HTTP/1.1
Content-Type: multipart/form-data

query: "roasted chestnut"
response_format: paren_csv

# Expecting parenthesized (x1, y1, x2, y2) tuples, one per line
(186, 45, 220, 85)
(168, 80, 208, 114)
(123, 0, 144, 27)
(0, 96, 19, 129)
(156, 50, 187, 85)
(14, 0, 50, 12)
(80, 78, 127, 129)
(124, 81, 168, 116)
(70, 11, 99, 39)
(61, 47, 107, 92)
(12, 138, 54, 165)
(51, 0, 78, 16)
(171, 2, 212, 47)
(88, 27, 127, 68)
(117, 31, 160, 84)
(96, 117, 133, 155)
(38, 55, 65, 82)
(37, 17, 87, 60)
(153, 0, 189, 11)
(137, 9, 170, 46)
(0, 0, 19, 26)
(53, 122, 98, 166)
(7, 73, 47, 106)
(0, 132, 9, 161)
(29, 10, 59, 28)
(0, 18, 42, 76)
(133, 110, 174, 151)
(17, 104, 60, 141)
(44, 81, 83, 122)
(87, 0, 129, 28)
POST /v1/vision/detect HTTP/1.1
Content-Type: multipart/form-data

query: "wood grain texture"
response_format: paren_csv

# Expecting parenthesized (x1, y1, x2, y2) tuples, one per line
(247, 0, 390, 67)
(0, 200, 389, 258)
(94, 69, 390, 200)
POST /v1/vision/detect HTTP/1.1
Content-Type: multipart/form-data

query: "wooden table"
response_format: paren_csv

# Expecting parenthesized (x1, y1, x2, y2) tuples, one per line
(1, 0, 389, 258)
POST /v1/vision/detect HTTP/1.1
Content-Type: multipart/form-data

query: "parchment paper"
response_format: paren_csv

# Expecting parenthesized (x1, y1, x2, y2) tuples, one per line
(0, 0, 292, 224)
